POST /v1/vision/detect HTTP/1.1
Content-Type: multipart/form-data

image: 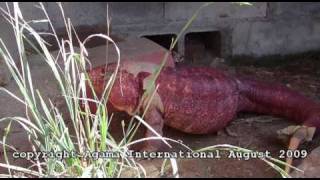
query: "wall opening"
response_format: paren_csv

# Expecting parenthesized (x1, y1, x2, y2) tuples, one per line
(184, 31, 221, 66)
(143, 34, 178, 52)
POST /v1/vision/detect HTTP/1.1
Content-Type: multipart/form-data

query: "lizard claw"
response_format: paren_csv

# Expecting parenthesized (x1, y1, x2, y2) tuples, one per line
(277, 125, 316, 174)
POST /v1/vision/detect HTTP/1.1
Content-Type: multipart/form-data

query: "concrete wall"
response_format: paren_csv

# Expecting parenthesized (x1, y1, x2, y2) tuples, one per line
(1, 2, 320, 60)
(232, 2, 320, 57)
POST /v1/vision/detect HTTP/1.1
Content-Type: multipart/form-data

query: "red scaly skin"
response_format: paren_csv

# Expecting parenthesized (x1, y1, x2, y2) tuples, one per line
(86, 61, 320, 151)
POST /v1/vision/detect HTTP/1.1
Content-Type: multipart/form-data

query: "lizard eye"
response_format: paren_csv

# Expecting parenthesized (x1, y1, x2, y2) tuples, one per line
(103, 70, 114, 81)
(99, 68, 105, 76)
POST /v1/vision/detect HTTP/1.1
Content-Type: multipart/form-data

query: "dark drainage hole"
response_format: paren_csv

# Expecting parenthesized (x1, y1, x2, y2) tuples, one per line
(143, 34, 178, 52)
(185, 31, 221, 66)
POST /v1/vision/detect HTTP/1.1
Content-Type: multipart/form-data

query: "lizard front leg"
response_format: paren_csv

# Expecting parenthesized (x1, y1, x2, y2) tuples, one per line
(137, 75, 166, 152)
(140, 107, 165, 152)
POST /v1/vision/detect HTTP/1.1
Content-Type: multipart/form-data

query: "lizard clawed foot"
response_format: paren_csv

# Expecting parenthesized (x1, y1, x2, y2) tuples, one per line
(277, 125, 316, 174)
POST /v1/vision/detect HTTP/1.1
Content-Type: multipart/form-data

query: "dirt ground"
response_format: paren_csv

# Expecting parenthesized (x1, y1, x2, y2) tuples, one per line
(1, 44, 320, 177)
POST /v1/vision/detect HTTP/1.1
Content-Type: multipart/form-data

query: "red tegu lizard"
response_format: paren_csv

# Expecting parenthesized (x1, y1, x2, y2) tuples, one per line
(86, 61, 320, 173)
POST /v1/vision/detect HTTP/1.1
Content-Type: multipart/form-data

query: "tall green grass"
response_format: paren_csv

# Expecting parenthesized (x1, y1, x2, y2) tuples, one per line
(0, 2, 300, 178)
(0, 2, 145, 177)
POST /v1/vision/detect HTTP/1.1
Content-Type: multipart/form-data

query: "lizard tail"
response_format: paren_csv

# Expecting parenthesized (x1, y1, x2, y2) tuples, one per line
(236, 76, 320, 128)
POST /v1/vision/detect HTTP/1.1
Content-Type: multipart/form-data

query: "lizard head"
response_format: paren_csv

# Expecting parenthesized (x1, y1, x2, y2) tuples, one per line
(86, 62, 141, 115)
(86, 63, 118, 96)
(84, 63, 117, 113)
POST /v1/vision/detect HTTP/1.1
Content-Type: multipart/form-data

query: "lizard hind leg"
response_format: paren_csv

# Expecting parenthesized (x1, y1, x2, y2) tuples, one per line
(278, 125, 316, 174)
